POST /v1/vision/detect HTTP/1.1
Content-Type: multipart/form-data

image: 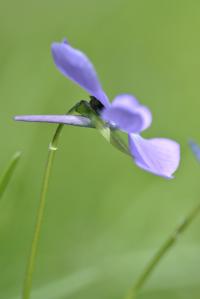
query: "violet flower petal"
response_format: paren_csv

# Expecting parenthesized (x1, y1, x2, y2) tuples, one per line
(101, 94, 152, 133)
(189, 139, 200, 162)
(51, 41, 110, 108)
(128, 133, 180, 178)
(14, 115, 92, 127)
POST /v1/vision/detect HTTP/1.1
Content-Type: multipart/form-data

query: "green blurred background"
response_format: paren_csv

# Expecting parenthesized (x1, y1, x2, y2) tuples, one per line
(0, 0, 200, 298)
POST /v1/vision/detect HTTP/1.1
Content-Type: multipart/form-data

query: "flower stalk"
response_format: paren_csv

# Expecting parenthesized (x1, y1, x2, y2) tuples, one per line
(21, 99, 132, 299)
(22, 122, 65, 299)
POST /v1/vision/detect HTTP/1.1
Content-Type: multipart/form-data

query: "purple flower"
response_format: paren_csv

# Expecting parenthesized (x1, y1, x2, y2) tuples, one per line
(189, 139, 200, 161)
(15, 39, 180, 178)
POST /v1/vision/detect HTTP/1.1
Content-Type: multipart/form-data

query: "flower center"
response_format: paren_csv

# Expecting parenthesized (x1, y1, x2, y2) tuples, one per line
(89, 96, 104, 115)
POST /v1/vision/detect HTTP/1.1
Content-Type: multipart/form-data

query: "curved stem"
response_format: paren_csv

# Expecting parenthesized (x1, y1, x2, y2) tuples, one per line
(22, 122, 64, 299)
(124, 202, 200, 299)
(21, 100, 130, 299)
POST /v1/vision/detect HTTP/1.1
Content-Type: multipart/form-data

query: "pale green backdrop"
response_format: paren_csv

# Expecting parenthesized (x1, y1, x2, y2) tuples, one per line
(0, 0, 200, 298)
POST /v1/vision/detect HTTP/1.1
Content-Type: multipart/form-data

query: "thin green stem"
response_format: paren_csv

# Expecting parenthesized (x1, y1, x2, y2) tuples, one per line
(22, 122, 64, 299)
(124, 202, 200, 299)
(21, 100, 129, 299)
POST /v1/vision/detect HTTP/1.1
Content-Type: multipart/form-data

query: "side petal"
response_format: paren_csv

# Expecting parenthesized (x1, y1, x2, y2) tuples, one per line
(128, 133, 180, 178)
(14, 115, 92, 127)
(101, 94, 152, 133)
(51, 40, 109, 107)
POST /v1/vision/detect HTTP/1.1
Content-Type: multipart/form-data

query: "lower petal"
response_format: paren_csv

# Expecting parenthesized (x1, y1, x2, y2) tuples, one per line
(128, 134, 180, 178)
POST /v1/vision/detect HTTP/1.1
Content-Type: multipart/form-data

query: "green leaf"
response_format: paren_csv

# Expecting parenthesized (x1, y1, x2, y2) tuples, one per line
(0, 151, 22, 200)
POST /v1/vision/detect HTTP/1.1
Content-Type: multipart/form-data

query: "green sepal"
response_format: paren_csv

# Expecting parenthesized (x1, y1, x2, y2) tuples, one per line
(73, 100, 130, 156)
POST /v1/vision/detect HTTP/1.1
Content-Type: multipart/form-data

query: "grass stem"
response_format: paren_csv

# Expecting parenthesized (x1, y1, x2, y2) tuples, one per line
(124, 202, 200, 299)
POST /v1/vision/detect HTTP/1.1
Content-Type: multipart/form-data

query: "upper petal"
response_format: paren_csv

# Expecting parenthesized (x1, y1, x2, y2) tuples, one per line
(101, 94, 152, 133)
(51, 40, 109, 107)
(128, 133, 180, 178)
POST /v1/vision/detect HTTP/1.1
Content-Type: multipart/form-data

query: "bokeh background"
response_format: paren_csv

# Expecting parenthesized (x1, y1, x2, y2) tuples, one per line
(0, 0, 200, 298)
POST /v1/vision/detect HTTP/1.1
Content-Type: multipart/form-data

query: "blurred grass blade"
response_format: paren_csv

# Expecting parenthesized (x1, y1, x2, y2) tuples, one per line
(124, 202, 200, 299)
(0, 151, 21, 199)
